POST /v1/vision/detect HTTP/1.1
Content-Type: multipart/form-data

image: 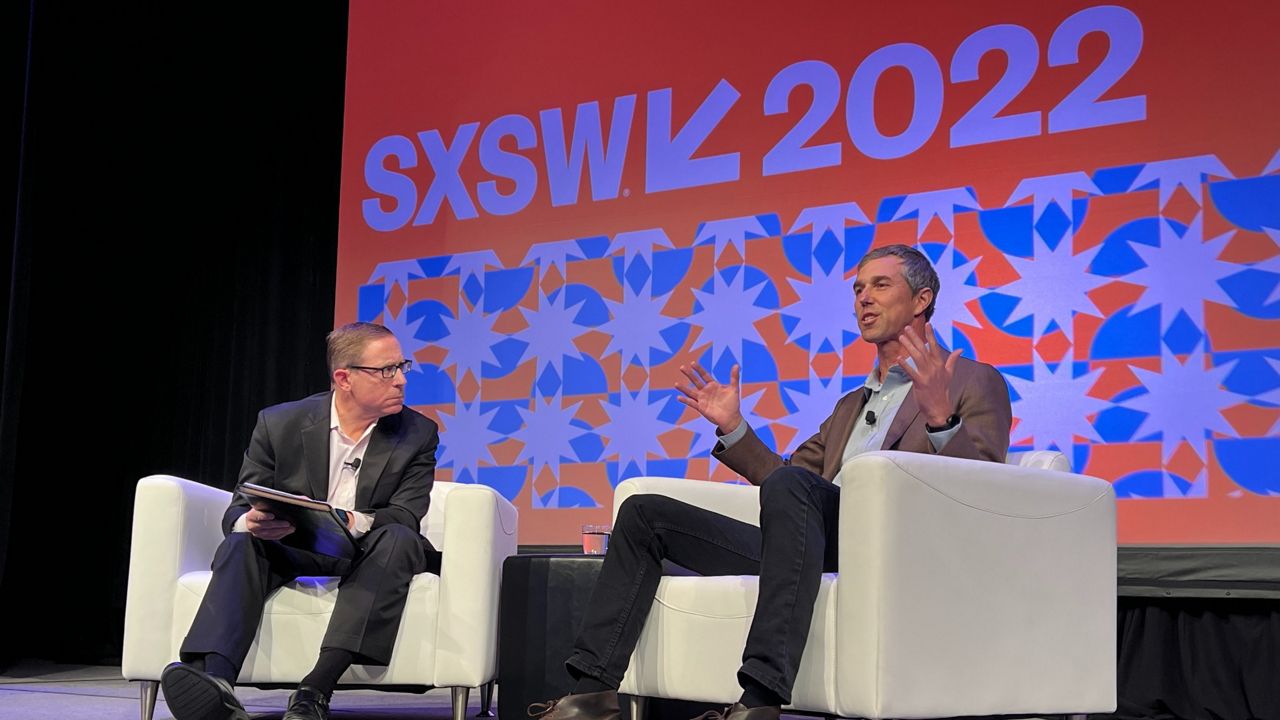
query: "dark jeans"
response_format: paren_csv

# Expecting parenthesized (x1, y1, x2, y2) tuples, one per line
(566, 466, 840, 703)
(180, 523, 434, 673)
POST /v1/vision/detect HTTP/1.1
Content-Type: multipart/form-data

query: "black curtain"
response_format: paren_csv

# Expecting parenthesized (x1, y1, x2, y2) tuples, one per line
(1113, 598, 1280, 720)
(0, 2, 348, 665)
(1, 0, 35, 618)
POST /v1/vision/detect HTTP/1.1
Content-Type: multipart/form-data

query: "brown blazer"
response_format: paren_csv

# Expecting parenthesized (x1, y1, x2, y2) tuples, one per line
(715, 357, 1012, 485)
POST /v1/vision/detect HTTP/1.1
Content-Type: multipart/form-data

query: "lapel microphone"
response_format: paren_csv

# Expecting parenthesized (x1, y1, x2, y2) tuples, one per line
(344, 458, 362, 472)
(865, 410, 877, 426)
(862, 387, 876, 425)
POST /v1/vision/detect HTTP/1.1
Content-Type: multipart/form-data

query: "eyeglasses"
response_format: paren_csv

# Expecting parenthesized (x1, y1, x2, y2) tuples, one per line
(349, 360, 413, 379)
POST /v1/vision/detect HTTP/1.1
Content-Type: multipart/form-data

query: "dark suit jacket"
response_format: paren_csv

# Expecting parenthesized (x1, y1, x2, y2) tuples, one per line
(716, 356, 1012, 485)
(223, 391, 440, 540)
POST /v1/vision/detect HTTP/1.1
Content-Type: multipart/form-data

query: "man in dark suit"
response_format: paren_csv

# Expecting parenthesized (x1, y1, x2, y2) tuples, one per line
(160, 322, 440, 720)
(533, 245, 1012, 720)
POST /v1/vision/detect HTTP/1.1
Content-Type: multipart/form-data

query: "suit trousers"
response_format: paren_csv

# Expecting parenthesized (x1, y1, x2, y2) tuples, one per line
(566, 466, 840, 703)
(180, 523, 433, 672)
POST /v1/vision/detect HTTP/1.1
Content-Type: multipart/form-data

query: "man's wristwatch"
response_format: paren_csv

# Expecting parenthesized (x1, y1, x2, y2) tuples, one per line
(925, 413, 961, 433)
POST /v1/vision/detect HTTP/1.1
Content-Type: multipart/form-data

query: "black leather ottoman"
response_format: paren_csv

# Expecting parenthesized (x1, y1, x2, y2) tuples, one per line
(498, 554, 605, 720)
(497, 554, 715, 720)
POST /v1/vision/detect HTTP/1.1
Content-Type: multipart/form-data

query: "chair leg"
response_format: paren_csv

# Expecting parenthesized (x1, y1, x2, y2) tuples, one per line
(452, 686, 471, 720)
(139, 680, 159, 720)
(629, 695, 648, 720)
(478, 681, 496, 717)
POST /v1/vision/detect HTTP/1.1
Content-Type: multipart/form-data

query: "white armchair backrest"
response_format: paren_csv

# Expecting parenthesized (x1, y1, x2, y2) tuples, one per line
(614, 477, 762, 527)
(1006, 449, 1070, 472)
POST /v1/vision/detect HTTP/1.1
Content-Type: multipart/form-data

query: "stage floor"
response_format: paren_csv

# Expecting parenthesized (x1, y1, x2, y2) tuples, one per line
(0, 661, 475, 720)
(0, 662, 827, 720)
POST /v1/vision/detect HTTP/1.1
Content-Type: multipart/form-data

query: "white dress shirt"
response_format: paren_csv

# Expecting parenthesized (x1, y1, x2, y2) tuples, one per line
(325, 394, 376, 536)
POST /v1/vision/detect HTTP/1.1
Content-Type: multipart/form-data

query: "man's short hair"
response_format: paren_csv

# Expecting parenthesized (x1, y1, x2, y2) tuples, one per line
(326, 322, 395, 376)
(857, 244, 941, 321)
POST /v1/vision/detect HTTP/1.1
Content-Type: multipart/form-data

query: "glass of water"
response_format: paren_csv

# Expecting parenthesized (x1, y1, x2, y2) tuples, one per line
(581, 524, 611, 555)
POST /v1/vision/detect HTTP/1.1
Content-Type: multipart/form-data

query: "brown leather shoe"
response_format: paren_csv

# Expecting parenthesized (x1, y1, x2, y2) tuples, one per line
(694, 703, 781, 720)
(528, 689, 621, 720)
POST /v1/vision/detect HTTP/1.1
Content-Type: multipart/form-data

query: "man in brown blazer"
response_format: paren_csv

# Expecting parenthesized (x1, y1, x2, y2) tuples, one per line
(533, 245, 1012, 720)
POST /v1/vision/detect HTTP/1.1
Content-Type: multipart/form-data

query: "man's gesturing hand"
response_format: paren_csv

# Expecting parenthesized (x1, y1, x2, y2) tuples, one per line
(246, 505, 295, 541)
(675, 362, 743, 434)
(898, 323, 961, 428)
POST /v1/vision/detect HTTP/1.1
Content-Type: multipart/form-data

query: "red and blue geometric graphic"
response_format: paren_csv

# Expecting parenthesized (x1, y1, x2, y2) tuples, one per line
(338, 2, 1280, 543)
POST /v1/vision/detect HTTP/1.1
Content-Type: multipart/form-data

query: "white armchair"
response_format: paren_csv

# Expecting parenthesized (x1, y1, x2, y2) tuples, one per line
(122, 476, 518, 720)
(613, 450, 1116, 720)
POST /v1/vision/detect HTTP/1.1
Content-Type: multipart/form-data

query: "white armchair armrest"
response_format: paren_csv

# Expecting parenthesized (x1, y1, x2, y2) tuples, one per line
(433, 484, 519, 688)
(613, 477, 760, 527)
(122, 475, 231, 680)
(834, 451, 1116, 719)
(845, 450, 1113, 515)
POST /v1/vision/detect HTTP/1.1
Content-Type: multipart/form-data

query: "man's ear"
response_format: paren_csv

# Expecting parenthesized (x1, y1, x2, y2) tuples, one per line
(913, 286, 934, 317)
(332, 368, 352, 392)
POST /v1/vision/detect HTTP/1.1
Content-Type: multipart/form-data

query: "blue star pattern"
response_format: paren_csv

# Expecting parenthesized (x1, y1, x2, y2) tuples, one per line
(598, 384, 671, 481)
(350, 150, 1280, 527)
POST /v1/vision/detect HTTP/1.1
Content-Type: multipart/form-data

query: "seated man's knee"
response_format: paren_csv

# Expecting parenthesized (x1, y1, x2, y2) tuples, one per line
(614, 493, 677, 536)
(218, 530, 261, 553)
(759, 466, 819, 508)
(364, 523, 421, 546)
(614, 495, 645, 534)
(360, 523, 426, 563)
(761, 465, 811, 493)
(211, 530, 263, 567)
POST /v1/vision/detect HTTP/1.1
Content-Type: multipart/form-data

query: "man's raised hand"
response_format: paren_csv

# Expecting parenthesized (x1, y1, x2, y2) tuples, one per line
(897, 322, 961, 427)
(675, 362, 743, 434)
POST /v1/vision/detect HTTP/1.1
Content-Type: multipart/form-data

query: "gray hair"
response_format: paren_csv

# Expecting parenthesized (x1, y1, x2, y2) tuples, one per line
(857, 244, 940, 320)
(326, 322, 395, 376)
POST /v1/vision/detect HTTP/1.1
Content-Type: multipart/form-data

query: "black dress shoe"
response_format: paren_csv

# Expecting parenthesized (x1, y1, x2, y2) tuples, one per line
(159, 662, 249, 720)
(283, 685, 331, 720)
